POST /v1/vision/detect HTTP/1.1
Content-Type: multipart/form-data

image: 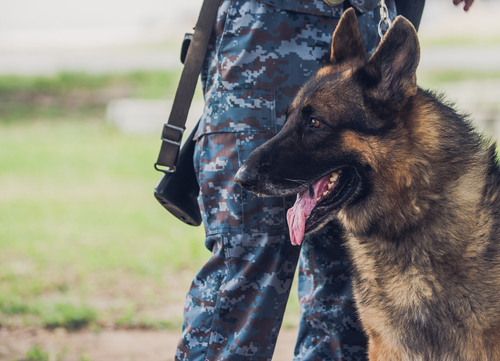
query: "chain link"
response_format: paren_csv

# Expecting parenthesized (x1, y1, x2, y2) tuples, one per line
(378, 0, 392, 38)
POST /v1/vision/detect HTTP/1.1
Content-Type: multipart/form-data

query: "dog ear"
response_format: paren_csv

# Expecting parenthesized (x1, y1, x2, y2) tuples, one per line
(361, 16, 420, 108)
(330, 8, 366, 64)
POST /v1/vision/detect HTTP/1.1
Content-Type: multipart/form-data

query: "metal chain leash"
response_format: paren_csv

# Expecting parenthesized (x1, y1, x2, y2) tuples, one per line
(378, 0, 392, 38)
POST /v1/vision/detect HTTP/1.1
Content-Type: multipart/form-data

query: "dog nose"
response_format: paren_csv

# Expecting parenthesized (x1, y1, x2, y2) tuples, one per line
(234, 165, 258, 190)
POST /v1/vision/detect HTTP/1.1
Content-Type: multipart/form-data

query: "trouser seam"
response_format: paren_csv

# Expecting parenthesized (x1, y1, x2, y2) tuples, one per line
(206, 235, 231, 361)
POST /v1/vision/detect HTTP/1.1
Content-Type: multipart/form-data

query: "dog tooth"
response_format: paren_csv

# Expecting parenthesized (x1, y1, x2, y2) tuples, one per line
(330, 173, 339, 182)
(328, 183, 333, 189)
(323, 191, 328, 196)
(316, 197, 321, 202)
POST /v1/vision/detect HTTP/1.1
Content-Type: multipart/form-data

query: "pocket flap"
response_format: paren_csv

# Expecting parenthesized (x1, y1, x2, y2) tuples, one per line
(196, 89, 276, 138)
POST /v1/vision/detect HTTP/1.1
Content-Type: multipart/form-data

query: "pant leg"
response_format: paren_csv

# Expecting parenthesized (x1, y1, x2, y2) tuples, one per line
(294, 223, 367, 361)
(176, 1, 347, 359)
(177, 232, 299, 361)
(176, 126, 301, 361)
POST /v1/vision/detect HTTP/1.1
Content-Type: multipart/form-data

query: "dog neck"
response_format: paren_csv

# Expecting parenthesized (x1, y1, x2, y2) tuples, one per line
(339, 89, 495, 252)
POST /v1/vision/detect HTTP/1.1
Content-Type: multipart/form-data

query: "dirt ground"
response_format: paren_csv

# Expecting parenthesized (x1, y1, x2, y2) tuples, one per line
(0, 327, 297, 361)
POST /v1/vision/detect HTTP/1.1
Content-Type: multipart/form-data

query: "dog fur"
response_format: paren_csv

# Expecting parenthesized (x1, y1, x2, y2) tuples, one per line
(235, 9, 500, 361)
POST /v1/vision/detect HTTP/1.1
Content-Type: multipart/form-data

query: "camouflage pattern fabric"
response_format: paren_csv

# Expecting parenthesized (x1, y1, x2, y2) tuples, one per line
(175, 1, 396, 360)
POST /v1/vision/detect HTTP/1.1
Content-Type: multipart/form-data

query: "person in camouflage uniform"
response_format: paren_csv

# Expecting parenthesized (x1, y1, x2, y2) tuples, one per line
(175, 1, 397, 360)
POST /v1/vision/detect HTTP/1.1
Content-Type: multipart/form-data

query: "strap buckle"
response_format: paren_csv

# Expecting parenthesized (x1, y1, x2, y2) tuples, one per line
(181, 33, 193, 64)
(155, 163, 177, 174)
(154, 123, 185, 174)
(161, 123, 185, 146)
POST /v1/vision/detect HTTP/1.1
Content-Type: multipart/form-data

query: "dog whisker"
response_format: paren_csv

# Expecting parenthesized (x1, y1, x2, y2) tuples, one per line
(284, 178, 307, 185)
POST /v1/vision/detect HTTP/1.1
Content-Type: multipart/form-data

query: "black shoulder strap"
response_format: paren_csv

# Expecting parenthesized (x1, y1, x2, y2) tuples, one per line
(155, 0, 221, 173)
(394, 0, 425, 31)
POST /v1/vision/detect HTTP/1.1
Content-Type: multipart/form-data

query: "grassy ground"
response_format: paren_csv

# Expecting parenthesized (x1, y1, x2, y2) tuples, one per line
(0, 117, 210, 332)
(0, 71, 216, 337)
(0, 71, 182, 122)
(1, 68, 499, 360)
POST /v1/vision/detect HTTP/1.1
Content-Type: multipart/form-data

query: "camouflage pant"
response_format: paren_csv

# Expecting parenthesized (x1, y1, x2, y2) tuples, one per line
(176, 1, 396, 360)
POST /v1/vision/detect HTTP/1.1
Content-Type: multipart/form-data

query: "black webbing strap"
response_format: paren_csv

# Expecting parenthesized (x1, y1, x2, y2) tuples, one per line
(155, 0, 221, 173)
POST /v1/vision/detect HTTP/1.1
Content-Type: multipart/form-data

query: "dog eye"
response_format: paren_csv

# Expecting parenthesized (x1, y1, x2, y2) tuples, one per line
(310, 118, 322, 128)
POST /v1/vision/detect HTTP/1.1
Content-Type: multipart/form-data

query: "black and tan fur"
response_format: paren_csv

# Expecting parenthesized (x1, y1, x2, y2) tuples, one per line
(235, 8, 500, 361)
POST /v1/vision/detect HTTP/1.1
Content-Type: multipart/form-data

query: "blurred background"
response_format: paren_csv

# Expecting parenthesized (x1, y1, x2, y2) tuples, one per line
(0, 0, 499, 360)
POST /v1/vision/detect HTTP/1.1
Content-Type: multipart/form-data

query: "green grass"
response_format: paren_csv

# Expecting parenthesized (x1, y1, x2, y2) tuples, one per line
(0, 71, 184, 121)
(0, 120, 207, 273)
(24, 345, 49, 361)
(419, 33, 500, 48)
(0, 118, 207, 330)
(13, 344, 71, 361)
(420, 37, 500, 48)
(42, 303, 98, 330)
(0, 71, 181, 98)
(0, 295, 96, 330)
(418, 69, 500, 88)
(114, 304, 183, 330)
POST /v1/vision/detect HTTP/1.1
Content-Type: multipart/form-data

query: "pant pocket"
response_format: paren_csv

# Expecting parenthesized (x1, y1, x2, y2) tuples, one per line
(195, 89, 287, 234)
(236, 132, 288, 232)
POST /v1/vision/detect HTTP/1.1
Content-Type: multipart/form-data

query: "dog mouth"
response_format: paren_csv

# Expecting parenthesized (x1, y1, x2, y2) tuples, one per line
(286, 167, 359, 245)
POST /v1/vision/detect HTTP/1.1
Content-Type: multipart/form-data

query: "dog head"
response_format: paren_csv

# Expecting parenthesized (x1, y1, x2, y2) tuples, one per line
(235, 9, 421, 244)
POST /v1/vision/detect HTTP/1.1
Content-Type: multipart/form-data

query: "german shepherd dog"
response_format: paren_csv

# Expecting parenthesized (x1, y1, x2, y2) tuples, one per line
(235, 8, 500, 361)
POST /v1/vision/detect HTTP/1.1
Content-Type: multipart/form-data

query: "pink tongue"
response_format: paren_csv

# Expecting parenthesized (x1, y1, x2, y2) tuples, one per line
(286, 181, 324, 246)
